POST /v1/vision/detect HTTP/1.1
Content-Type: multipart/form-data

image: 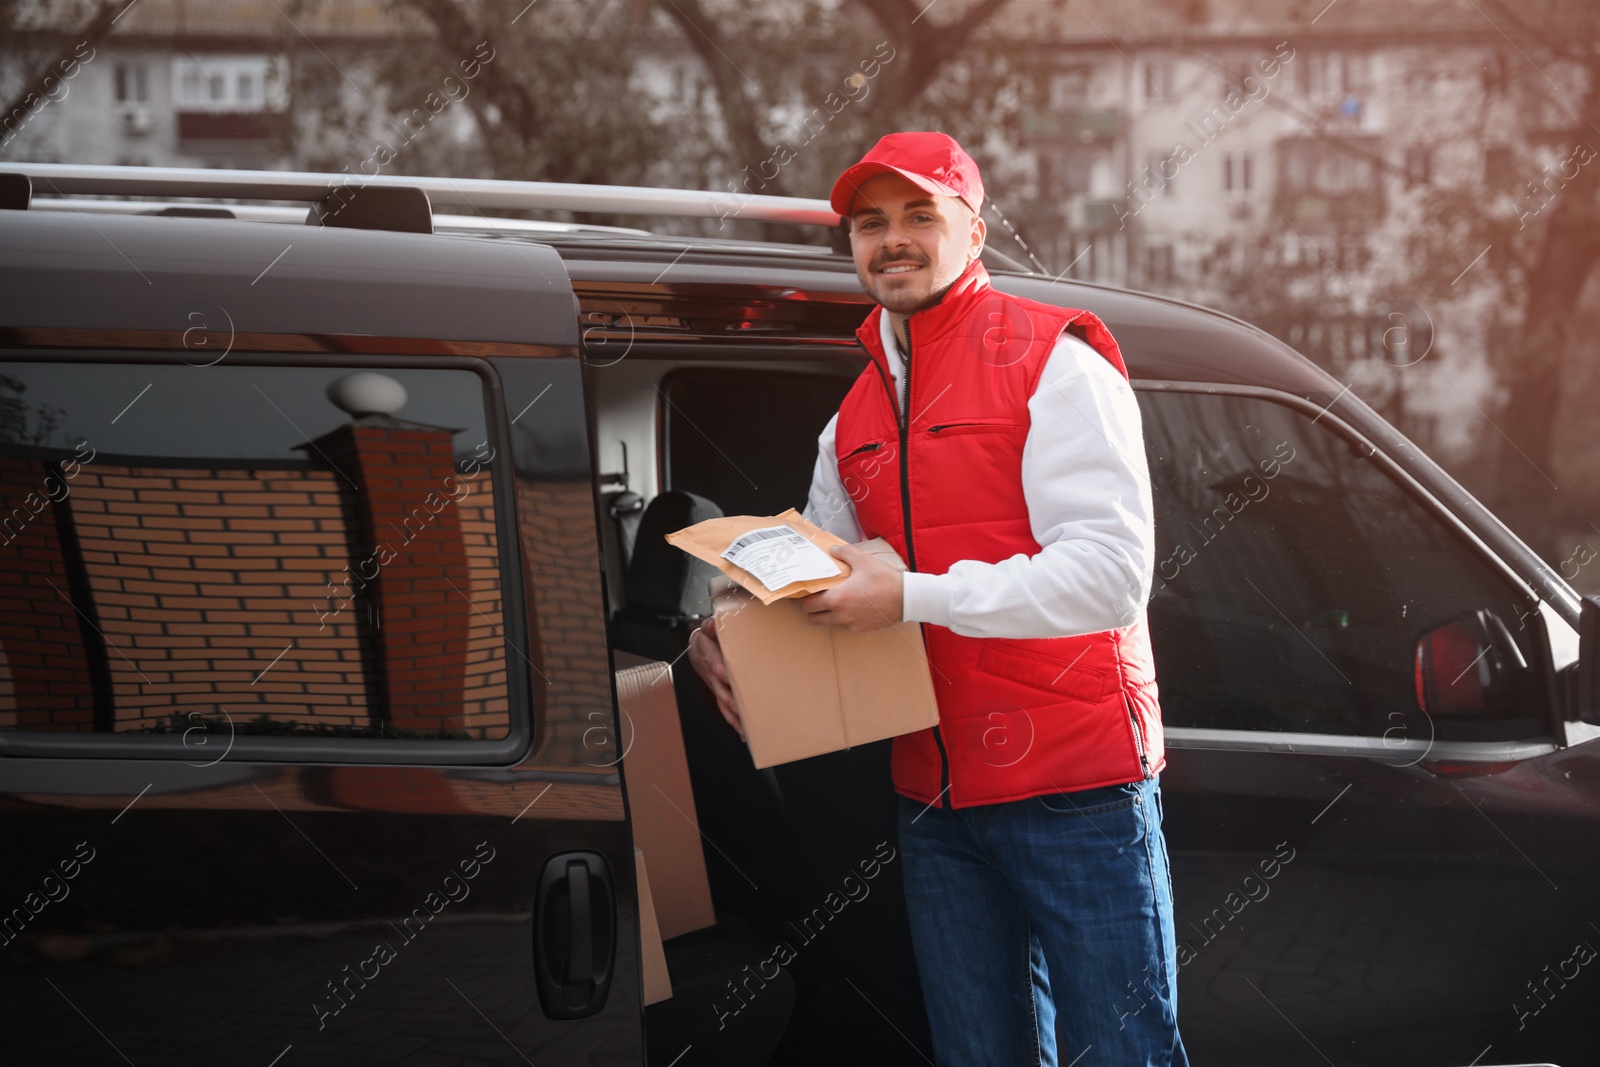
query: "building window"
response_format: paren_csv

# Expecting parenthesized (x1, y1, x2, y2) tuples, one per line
(173, 56, 285, 112)
(1303, 52, 1365, 97)
(1143, 60, 1173, 104)
(1222, 64, 1270, 100)
(1223, 153, 1254, 198)
(114, 63, 149, 103)
(1050, 67, 1091, 108)
(1334, 234, 1370, 274)
(1279, 140, 1380, 195)
(1346, 54, 1369, 93)
(1059, 236, 1095, 279)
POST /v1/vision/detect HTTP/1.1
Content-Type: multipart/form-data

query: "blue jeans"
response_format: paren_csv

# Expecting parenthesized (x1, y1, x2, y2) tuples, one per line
(898, 777, 1189, 1067)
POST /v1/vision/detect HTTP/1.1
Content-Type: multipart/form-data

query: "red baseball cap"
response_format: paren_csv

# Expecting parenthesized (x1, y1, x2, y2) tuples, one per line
(830, 131, 985, 218)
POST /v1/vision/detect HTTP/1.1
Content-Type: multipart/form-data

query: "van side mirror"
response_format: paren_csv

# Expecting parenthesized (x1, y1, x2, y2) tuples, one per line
(1580, 596, 1600, 724)
(1414, 609, 1527, 717)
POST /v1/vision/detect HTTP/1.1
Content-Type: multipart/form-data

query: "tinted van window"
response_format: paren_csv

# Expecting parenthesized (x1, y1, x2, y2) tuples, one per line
(1138, 388, 1548, 743)
(0, 359, 512, 742)
(662, 367, 854, 516)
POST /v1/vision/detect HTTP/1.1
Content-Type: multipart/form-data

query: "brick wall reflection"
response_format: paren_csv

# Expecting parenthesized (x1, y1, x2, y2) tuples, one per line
(0, 454, 99, 730)
(0, 422, 509, 737)
(512, 480, 615, 769)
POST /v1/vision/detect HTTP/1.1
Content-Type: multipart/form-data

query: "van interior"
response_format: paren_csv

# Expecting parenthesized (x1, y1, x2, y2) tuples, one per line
(587, 350, 933, 1065)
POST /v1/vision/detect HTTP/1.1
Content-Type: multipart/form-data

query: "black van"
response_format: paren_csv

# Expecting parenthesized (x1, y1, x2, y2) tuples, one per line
(1, 164, 1597, 1067)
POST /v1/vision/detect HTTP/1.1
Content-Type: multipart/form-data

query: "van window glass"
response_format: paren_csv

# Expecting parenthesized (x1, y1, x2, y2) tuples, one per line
(0, 360, 512, 741)
(662, 367, 855, 517)
(1137, 389, 1548, 743)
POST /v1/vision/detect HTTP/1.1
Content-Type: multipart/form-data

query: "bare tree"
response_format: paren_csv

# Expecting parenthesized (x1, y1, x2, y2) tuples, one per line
(366, 0, 669, 188)
(1, 0, 124, 154)
(649, 0, 1034, 245)
(655, 0, 795, 191)
(848, 0, 1012, 122)
(1403, 0, 1600, 557)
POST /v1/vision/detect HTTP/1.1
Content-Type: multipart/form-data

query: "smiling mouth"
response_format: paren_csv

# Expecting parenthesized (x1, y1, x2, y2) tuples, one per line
(877, 263, 924, 275)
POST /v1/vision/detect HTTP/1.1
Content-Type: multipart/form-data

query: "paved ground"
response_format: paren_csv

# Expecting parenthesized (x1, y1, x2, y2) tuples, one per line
(6, 917, 644, 1067)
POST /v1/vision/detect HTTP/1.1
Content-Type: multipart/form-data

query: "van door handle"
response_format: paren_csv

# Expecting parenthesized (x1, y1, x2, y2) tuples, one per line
(565, 860, 592, 983)
(534, 850, 614, 1019)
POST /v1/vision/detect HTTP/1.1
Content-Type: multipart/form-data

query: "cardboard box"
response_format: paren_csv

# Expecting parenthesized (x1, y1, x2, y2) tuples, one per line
(634, 847, 672, 1005)
(709, 537, 940, 769)
(614, 652, 717, 941)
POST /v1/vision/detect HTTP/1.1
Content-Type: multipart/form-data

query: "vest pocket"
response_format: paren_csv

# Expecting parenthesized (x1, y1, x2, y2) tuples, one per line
(840, 439, 888, 462)
(975, 637, 1114, 701)
(922, 417, 1022, 438)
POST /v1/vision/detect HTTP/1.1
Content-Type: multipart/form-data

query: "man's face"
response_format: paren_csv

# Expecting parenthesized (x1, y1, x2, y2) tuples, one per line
(847, 172, 985, 316)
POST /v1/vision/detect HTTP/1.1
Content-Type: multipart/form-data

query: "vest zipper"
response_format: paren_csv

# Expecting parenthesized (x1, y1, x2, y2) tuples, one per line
(1125, 693, 1152, 780)
(896, 324, 914, 565)
(896, 322, 951, 809)
(863, 320, 951, 809)
(928, 421, 1011, 434)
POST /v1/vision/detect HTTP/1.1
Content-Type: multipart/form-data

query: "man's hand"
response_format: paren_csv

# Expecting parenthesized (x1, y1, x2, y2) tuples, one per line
(798, 542, 904, 632)
(687, 617, 744, 741)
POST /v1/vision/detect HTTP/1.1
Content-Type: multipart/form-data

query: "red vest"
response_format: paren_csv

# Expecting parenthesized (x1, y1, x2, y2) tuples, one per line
(835, 259, 1165, 808)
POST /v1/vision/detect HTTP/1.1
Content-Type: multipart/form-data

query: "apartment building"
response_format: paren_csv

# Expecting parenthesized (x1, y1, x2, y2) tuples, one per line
(4, 0, 1563, 454)
(1, 0, 414, 170)
(982, 0, 1535, 453)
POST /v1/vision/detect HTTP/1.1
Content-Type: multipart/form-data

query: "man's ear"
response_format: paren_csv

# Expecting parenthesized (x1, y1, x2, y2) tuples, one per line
(968, 212, 987, 265)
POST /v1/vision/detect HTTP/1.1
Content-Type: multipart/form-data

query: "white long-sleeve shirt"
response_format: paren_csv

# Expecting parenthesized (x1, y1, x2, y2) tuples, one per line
(802, 309, 1155, 640)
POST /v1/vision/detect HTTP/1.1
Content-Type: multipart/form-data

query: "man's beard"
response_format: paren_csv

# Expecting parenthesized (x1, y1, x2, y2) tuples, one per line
(861, 253, 957, 315)
(872, 285, 949, 316)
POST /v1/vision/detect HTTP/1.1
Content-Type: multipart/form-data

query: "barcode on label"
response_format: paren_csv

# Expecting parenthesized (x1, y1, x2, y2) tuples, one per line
(726, 527, 804, 553)
(720, 522, 840, 591)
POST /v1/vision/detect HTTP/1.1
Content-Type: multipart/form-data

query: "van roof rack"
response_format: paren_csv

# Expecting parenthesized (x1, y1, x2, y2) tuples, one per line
(27, 196, 659, 237)
(0, 162, 842, 229)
